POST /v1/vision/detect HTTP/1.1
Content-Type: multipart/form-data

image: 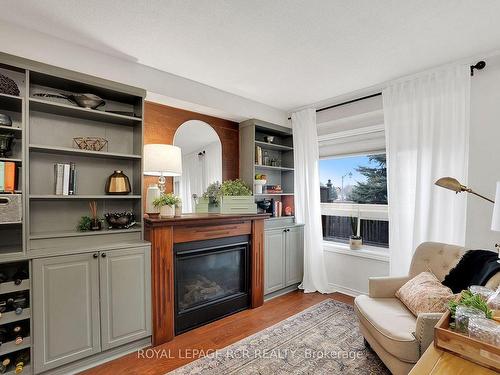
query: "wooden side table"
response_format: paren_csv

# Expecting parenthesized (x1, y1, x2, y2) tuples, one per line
(410, 343, 498, 375)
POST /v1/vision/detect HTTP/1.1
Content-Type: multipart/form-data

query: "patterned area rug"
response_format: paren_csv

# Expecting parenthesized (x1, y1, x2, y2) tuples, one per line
(168, 299, 389, 375)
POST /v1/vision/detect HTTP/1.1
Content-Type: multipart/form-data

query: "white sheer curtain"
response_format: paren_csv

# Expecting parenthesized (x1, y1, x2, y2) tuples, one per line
(292, 108, 334, 293)
(383, 65, 470, 276)
(203, 141, 222, 187)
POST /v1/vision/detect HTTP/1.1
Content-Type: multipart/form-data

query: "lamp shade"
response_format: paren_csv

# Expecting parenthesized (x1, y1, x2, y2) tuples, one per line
(435, 177, 463, 192)
(144, 144, 182, 177)
(491, 182, 500, 231)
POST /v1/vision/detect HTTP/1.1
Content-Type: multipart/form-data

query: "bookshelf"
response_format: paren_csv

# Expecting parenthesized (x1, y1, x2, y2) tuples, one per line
(0, 53, 146, 258)
(239, 119, 295, 219)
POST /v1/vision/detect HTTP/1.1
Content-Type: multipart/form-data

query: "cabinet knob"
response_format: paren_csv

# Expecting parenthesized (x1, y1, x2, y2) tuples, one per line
(101, 253, 107, 258)
(93, 253, 99, 258)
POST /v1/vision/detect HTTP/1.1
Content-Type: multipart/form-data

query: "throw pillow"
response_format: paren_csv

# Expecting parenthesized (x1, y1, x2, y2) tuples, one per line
(396, 272, 454, 316)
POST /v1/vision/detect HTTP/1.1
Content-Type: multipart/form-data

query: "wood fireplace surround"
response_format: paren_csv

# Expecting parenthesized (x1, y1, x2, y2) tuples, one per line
(144, 213, 268, 346)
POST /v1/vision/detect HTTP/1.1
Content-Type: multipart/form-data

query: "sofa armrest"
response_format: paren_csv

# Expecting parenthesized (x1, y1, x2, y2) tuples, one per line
(415, 313, 443, 355)
(368, 276, 410, 298)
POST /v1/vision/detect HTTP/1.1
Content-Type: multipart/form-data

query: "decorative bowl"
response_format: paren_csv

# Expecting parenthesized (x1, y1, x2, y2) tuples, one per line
(0, 113, 12, 126)
(73, 137, 108, 151)
(68, 93, 105, 109)
(257, 200, 272, 211)
(104, 212, 136, 229)
(264, 136, 274, 143)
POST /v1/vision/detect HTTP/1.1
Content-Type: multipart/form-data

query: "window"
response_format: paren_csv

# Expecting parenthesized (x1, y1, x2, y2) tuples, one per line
(320, 154, 389, 248)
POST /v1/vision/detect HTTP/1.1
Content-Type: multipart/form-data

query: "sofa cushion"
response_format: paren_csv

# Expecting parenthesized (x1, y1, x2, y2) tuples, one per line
(355, 295, 420, 363)
(396, 272, 454, 316)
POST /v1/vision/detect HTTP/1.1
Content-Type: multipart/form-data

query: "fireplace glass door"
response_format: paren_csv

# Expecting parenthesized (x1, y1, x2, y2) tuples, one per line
(174, 235, 250, 333)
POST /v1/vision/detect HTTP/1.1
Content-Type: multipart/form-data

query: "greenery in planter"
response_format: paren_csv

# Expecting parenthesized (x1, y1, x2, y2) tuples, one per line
(350, 216, 361, 239)
(220, 179, 252, 197)
(77, 216, 103, 231)
(202, 181, 222, 205)
(202, 179, 252, 205)
(153, 193, 181, 208)
(448, 290, 493, 319)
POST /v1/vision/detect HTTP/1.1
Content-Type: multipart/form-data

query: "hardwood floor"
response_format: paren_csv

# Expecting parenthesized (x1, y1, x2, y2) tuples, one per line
(81, 291, 354, 375)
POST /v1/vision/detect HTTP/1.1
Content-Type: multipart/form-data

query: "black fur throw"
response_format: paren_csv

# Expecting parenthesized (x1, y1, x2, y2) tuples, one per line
(442, 250, 500, 293)
(0, 73, 20, 96)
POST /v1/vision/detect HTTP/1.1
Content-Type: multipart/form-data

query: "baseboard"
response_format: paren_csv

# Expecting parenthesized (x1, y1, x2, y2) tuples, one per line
(264, 284, 300, 301)
(328, 283, 365, 297)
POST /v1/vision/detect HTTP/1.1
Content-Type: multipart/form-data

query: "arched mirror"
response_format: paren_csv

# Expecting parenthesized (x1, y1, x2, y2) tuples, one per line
(173, 120, 222, 213)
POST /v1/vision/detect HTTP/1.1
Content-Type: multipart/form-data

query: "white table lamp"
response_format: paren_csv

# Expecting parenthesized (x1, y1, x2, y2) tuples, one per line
(144, 144, 182, 193)
(490, 181, 500, 261)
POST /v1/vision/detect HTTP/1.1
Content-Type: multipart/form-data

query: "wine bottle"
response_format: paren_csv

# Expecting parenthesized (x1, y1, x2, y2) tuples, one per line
(0, 357, 10, 374)
(12, 325, 24, 345)
(14, 352, 28, 374)
(12, 269, 28, 286)
(10, 294, 27, 315)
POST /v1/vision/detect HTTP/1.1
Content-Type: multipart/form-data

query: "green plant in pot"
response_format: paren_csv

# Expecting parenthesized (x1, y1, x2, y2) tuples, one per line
(350, 216, 362, 250)
(197, 180, 256, 214)
(153, 193, 181, 218)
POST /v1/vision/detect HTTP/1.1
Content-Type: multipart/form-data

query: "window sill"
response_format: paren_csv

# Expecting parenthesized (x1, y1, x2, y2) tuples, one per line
(323, 241, 390, 262)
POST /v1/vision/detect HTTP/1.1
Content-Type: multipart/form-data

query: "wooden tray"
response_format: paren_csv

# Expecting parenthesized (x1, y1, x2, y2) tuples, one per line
(434, 310, 500, 371)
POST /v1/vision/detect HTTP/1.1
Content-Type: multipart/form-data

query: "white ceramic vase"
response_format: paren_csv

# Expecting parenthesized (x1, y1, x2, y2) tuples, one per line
(175, 204, 182, 217)
(160, 205, 175, 218)
(146, 184, 161, 214)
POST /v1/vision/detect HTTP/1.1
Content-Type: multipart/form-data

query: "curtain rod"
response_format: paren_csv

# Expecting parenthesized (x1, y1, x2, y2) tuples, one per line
(287, 61, 486, 120)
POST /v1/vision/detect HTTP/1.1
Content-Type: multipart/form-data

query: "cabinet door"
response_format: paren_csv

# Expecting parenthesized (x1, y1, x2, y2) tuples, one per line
(33, 253, 101, 373)
(99, 246, 152, 350)
(285, 226, 304, 286)
(264, 229, 286, 294)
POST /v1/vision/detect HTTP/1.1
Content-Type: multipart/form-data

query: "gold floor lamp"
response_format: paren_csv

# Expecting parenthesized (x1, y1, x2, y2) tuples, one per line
(435, 177, 500, 260)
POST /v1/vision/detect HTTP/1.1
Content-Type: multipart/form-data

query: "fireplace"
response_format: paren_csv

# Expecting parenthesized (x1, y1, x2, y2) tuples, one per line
(174, 235, 250, 334)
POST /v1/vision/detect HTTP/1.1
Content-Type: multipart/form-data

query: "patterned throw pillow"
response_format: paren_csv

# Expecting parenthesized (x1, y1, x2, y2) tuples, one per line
(395, 272, 454, 316)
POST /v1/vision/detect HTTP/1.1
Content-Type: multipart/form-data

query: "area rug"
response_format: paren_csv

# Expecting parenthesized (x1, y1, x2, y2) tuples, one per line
(168, 299, 389, 375)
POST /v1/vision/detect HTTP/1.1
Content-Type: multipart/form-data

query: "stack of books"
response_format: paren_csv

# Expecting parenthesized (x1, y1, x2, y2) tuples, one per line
(54, 163, 76, 195)
(0, 161, 21, 192)
(265, 184, 283, 194)
(269, 199, 283, 217)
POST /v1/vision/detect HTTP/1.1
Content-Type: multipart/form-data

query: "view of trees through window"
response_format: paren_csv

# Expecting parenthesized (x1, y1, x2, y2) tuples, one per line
(320, 154, 389, 247)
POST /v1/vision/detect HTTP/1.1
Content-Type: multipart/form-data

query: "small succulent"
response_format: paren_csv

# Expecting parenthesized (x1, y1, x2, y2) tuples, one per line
(153, 193, 181, 208)
(203, 181, 222, 205)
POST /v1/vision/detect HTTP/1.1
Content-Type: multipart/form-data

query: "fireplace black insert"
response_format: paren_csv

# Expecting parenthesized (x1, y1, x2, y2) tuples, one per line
(174, 235, 250, 334)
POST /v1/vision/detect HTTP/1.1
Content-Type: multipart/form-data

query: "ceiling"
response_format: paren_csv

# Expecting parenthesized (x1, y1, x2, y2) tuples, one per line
(3, 1, 500, 111)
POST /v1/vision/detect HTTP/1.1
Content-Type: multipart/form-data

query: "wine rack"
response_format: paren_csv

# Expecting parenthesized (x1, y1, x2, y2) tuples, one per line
(0, 261, 31, 374)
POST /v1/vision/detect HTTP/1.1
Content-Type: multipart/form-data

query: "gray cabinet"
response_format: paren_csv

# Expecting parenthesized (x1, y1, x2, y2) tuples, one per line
(100, 246, 151, 350)
(285, 226, 304, 285)
(264, 229, 286, 293)
(264, 225, 304, 296)
(33, 246, 151, 373)
(33, 252, 101, 373)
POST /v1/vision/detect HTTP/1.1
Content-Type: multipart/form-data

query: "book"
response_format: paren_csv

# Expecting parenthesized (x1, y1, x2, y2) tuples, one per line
(62, 164, 70, 195)
(54, 163, 64, 195)
(0, 162, 4, 192)
(4, 162, 15, 192)
(16, 166, 21, 191)
(68, 162, 76, 195)
(255, 145, 262, 165)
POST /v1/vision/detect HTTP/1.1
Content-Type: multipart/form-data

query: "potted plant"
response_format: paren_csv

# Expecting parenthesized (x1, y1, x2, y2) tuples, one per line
(349, 216, 362, 250)
(77, 201, 102, 231)
(153, 193, 181, 218)
(196, 179, 257, 214)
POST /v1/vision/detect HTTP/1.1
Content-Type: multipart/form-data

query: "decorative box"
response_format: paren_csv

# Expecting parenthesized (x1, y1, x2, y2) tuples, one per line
(0, 194, 22, 223)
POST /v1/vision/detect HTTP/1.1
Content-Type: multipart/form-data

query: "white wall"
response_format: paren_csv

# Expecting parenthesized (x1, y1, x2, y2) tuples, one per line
(465, 55, 500, 250)
(324, 249, 389, 295)
(0, 21, 287, 126)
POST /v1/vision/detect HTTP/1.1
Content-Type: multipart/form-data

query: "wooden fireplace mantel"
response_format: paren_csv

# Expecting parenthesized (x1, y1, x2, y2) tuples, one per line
(144, 213, 269, 346)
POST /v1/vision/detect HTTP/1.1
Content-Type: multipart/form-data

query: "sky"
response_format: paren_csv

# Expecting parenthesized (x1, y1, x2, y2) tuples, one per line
(319, 155, 374, 188)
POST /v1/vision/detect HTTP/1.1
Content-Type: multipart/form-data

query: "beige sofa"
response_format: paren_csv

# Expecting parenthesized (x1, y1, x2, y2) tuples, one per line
(354, 242, 500, 375)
